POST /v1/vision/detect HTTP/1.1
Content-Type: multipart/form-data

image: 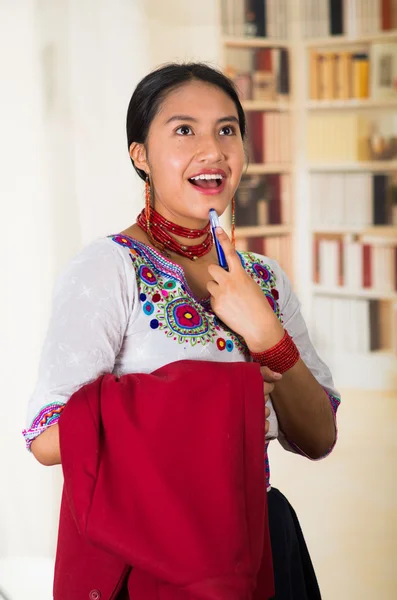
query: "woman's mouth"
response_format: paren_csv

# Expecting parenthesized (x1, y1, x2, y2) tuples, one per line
(188, 173, 226, 195)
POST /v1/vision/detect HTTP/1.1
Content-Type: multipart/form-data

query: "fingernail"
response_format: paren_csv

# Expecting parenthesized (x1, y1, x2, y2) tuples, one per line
(215, 226, 223, 234)
(272, 372, 282, 379)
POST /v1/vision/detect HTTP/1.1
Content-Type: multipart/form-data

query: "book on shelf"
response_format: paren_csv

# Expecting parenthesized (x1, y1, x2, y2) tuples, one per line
(310, 172, 394, 227)
(307, 113, 372, 161)
(307, 112, 397, 162)
(302, 0, 397, 39)
(312, 295, 393, 355)
(309, 43, 397, 101)
(313, 235, 397, 292)
(247, 112, 291, 163)
(235, 174, 292, 227)
(225, 47, 290, 101)
(221, 0, 289, 39)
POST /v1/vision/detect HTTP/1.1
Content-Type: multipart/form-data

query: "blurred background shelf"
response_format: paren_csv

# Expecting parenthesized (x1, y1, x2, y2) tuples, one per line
(242, 100, 292, 111)
(309, 161, 397, 172)
(222, 36, 290, 48)
(304, 30, 397, 47)
(312, 283, 397, 301)
(312, 225, 397, 237)
(235, 224, 292, 238)
(246, 163, 292, 174)
(307, 98, 397, 110)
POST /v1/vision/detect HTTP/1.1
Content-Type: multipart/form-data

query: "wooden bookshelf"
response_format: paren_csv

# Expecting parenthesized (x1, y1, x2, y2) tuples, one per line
(220, 0, 295, 283)
(307, 99, 397, 110)
(235, 225, 292, 238)
(313, 226, 397, 238)
(312, 284, 397, 301)
(304, 30, 397, 48)
(242, 100, 292, 111)
(219, 0, 397, 389)
(222, 36, 290, 49)
(245, 163, 292, 174)
(303, 1, 397, 389)
(309, 161, 397, 172)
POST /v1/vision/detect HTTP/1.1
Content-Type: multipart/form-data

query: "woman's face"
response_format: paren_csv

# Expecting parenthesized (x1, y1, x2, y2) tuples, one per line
(131, 80, 245, 227)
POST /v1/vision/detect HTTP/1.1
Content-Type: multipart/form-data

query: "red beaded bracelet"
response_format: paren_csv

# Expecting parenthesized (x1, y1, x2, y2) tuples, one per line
(250, 330, 300, 374)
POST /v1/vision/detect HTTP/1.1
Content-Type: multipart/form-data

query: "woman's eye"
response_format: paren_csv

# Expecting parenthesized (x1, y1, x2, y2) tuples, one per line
(219, 125, 236, 136)
(176, 125, 193, 136)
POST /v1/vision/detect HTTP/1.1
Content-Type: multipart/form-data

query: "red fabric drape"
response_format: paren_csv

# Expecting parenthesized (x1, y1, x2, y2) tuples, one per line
(55, 360, 274, 599)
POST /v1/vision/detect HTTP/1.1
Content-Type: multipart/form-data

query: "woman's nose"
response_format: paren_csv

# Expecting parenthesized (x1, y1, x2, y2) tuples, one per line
(196, 135, 225, 162)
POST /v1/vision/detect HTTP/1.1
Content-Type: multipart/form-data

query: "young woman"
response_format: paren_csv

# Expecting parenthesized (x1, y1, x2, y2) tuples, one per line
(25, 63, 340, 599)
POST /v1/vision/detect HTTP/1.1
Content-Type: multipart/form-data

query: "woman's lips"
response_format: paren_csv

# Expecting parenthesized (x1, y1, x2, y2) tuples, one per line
(188, 177, 226, 195)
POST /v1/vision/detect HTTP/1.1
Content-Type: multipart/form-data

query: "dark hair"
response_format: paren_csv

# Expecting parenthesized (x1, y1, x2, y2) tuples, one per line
(126, 62, 247, 181)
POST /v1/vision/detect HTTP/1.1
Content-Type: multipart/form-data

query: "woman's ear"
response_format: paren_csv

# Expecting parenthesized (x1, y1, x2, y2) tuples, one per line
(129, 142, 149, 175)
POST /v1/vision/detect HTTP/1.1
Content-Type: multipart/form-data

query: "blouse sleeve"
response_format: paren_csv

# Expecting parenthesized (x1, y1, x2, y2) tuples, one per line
(275, 263, 341, 458)
(23, 238, 136, 449)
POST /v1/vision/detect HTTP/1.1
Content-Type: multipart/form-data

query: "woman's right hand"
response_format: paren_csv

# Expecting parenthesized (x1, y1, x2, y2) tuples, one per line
(260, 366, 282, 434)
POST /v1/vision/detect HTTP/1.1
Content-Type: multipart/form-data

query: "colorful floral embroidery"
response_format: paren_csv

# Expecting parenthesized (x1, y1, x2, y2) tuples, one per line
(139, 265, 157, 286)
(23, 402, 65, 449)
(112, 235, 134, 248)
(161, 298, 213, 345)
(217, 338, 226, 351)
(238, 251, 282, 323)
(324, 390, 341, 415)
(226, 340, 234, 352)
(253, 263, 271, 282)
(110, 237, 272, 355)
(143, 301, 154, 315)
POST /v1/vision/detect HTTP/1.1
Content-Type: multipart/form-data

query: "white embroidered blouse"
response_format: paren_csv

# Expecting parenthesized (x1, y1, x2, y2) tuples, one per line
(24, 234, 341, 488)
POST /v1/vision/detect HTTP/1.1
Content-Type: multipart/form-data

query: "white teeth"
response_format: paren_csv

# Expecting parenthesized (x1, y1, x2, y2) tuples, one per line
(190, 174, 223, 181)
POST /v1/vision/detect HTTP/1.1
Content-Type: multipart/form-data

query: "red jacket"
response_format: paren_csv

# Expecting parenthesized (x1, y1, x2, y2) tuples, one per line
(55, 360, 274, 599)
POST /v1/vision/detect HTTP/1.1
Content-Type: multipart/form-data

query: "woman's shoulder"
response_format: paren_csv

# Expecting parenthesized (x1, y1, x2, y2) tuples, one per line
(51, 234, 144, 301)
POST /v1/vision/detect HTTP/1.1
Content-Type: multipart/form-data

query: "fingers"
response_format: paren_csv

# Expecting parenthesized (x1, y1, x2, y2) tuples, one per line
(207, 263, 227, 284)
(206, 280, 219, 297)
(265, 401, 270, 435)
(260, 366, 282, 383)
(215, 227, 241, 271)
(263, 382, 275, 396)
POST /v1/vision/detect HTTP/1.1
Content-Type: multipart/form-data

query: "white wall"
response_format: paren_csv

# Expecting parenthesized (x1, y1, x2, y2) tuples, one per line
(0, 0, 219, 597)
(0, 0, 149, 596)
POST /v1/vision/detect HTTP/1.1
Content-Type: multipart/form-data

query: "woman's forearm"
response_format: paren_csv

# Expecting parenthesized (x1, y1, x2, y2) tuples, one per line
(30, 423, 61, 466)
(269, 358, 336, 459)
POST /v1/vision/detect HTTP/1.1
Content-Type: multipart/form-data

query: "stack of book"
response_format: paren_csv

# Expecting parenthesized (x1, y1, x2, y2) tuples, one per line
(247, 112, 291, 163)
(307, 113, 373, 161)
(311, 172, 394, 227)
(222, 0, 289, 38)
(225, 47, 290, 102)
(314, 236, 397, 292)
(302, 0, 397, 38)
(309, 43, 397, 101)
(235, 174, 292, 226)
(310, 50, 369, 99)
(312, 295, 394, 354)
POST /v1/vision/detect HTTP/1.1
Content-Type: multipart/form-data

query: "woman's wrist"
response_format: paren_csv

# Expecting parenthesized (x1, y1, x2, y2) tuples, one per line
(244, 318, 285, 354)
(249, 330, 300, 374)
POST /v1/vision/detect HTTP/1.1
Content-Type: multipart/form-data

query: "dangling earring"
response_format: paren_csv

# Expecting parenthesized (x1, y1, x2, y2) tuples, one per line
(145, 175, 152, 235)
(145, 175, 157, 247)
(231, 196, 236, 248)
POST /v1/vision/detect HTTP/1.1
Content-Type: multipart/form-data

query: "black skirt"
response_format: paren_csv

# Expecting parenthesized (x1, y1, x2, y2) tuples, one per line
(117, 487, 321, 600)
(268, 488, 322, 600)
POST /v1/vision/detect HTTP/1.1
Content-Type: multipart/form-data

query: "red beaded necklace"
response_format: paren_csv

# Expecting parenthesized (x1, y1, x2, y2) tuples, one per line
(136, 207, 213, 261)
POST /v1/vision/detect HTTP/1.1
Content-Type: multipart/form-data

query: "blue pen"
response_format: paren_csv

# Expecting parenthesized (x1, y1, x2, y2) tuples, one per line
(209, 208, 229, 271)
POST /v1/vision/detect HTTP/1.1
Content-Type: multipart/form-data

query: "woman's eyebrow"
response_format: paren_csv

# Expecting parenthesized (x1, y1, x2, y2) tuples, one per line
(165, 115, 239, 124)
